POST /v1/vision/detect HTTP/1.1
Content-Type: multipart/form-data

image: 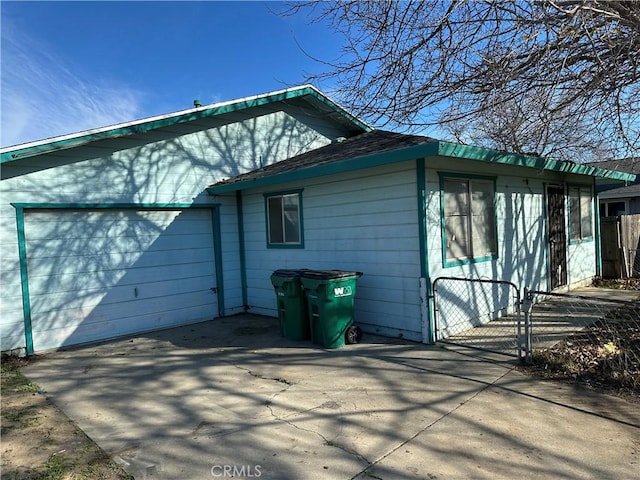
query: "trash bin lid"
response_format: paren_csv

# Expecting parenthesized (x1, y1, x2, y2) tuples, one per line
(272, 269, 309, 277)
(301, 270, 363, 280)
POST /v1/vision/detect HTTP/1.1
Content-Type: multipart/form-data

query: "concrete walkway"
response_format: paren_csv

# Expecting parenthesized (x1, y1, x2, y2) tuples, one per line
(23, 314, 639, 479)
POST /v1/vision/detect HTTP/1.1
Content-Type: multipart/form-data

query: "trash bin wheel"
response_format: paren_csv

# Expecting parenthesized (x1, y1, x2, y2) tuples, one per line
(345, 325, 362, 344)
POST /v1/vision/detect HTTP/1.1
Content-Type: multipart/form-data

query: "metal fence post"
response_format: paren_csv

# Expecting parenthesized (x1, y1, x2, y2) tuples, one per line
(522, 287, 533, 364)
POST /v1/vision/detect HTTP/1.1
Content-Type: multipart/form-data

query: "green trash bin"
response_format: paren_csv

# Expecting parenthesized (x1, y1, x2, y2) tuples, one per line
(301, 270, 363, 349)
(270, 269, 310, 341)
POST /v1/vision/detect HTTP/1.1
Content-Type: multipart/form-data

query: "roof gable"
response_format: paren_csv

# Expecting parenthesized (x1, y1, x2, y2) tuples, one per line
(1, 85, 370, 164)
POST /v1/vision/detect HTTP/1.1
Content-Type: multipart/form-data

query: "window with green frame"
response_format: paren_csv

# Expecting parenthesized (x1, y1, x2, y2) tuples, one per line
(568, 185, 593, 242)
(441, 175, 497, 265)
(265, 191, 303, 247)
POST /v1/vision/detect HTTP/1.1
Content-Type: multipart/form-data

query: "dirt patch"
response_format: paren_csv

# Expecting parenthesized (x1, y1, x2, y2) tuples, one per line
(592, 276, 640, 291)
(520, 301, 640, 403)
(1, 355, 132, 480)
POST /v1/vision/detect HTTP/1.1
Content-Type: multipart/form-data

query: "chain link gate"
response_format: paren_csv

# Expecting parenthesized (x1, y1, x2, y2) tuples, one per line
(432, 277, 524, 358)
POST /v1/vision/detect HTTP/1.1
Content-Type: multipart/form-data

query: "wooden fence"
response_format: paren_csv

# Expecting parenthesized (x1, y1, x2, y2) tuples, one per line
(600, 214, 640, 278)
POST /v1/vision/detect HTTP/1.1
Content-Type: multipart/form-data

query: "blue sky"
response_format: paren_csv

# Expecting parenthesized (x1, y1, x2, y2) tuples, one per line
(1, 1, 345, 147)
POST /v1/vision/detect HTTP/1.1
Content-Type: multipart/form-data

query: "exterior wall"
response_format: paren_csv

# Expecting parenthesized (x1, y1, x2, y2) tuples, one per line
(1, 108, 345, 353)
(425, 157, 597, 338)
(567, 240, 597, 287)
(426, 159, 550, 290)
(239, 161, 424, 341)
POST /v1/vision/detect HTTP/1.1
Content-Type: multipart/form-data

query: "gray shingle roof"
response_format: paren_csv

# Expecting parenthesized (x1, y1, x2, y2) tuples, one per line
(587, 158, 640, 197)
(587, 157, 640, 174)
(210, 130, 436, 188)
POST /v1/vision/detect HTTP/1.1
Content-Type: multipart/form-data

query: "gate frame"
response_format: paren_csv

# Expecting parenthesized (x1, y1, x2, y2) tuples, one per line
(432, 276, 524, 359)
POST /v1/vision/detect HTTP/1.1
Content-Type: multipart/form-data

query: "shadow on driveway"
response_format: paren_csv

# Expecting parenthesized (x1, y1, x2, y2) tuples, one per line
(23, 314, 640, 479)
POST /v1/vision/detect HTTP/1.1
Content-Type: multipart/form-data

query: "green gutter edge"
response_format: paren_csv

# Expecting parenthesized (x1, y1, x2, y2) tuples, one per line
(437, 141, 636, 182)
(11, 202, 222, 355)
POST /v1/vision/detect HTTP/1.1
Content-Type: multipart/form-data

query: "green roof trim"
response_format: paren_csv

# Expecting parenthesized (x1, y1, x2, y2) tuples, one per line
(207, 139, 635, 195)
(1, 85, 371, 164)
(437, 142, 636, 182)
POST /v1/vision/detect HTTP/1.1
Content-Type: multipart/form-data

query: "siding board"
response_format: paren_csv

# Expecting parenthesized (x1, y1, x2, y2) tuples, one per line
(1, 104, 348, 352)
(241, 161, 421, 337)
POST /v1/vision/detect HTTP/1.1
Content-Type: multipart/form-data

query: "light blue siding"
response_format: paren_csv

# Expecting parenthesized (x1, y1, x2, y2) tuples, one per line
(425, 158, 597, 338)
(1, 107, 346, 353)
(240, 162, 424, 340)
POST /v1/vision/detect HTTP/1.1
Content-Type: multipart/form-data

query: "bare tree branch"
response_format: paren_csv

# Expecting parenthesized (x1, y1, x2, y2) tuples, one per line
(284, 0, 639, 161)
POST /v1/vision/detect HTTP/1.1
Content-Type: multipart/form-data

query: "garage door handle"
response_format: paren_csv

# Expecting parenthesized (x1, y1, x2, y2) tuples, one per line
(211, 287, 218, 294)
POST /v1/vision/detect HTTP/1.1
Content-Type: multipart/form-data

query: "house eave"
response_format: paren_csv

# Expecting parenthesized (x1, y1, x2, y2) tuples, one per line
(207, 140, 636, 195)
(436, 142, 636, 182)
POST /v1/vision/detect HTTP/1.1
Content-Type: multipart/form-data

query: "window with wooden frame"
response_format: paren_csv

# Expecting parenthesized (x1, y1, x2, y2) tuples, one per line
(440, 175, 497, 266)
(265, 190, 303, 248)
(568, 185, 593, 242)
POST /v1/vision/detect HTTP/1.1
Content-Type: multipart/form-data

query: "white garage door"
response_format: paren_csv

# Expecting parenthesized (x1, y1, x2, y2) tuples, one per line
(24, 208, 218, 351)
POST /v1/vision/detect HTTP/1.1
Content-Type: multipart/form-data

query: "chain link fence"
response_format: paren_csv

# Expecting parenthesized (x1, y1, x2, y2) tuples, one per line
(523, 290, 640, 393)
(432, 277, 523, 358)
(431, 277, 639, 393)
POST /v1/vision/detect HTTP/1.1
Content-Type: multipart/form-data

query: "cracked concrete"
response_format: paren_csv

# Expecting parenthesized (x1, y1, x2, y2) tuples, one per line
(23, 314, 640, 479)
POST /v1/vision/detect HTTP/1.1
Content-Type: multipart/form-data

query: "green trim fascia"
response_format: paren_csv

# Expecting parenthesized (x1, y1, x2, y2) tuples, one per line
(1, 86, 371, 164)
(13, 207, 33, 355)
(303, 88, 372, 134)
(211, 207, 225, 315)
(264, 189, 305, 249)
(208, 142, 441, 194)
(11, 202, 222, 356)
(10, 202, 206, 210)
(442, 254, 498, 268)
(236, 191, 248, 309)
(438, 172, 499, 268)
(437, 141, 636, 182)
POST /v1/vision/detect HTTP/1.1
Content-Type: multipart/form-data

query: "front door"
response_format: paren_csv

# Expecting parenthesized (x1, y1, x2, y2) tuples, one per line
(547, 186, 567, 289)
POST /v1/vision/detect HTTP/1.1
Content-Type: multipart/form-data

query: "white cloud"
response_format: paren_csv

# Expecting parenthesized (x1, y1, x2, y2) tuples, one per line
(1, 22, 143, 147)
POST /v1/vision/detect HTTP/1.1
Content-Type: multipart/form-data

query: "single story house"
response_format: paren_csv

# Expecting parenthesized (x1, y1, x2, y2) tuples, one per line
(587, 158, 640, 216)
(1, 86, 634, 355)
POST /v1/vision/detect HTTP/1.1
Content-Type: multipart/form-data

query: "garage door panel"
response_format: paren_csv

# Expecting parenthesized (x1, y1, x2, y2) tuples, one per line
(26, 247, 213, 276)
(24, 208, 218, 351)
(29, 275, 215, 312)
(27, 262, 215, 298)
(35, 303, 217, 351)
(26, 233, 213, 258)
(31, 290, 217, 332)
(25, 210, 181, 239)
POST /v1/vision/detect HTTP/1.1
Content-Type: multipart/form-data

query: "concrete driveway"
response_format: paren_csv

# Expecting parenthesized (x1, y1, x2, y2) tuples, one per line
(23, 315, 639, 479)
